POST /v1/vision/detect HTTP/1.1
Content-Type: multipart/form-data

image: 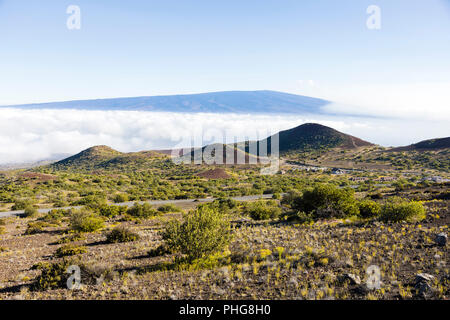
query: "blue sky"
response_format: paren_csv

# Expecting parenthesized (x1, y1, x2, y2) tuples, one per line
(0, 0, 449, 109)
(0, 1, 449, 163)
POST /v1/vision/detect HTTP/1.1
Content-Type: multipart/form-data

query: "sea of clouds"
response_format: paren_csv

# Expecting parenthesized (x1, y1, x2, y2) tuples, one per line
(0, 107, 449, 165)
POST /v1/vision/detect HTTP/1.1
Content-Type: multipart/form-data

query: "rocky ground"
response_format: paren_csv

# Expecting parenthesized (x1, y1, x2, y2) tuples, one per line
(0, 200, 448, 300)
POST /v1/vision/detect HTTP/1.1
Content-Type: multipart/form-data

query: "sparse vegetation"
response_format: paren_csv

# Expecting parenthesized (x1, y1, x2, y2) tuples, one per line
(157, 204, 181, 213)
(54, 244, 87, 257)
(162, 206, 231, 261)
(244, 200, 282, 221)
(127, 203, 159, 219)
(0, 128, 448, 300)
(287, 184, 359, 219)
(380, 197, 426, 222)
(106, 225, 140, 243)
(23, 206, 38, 218)
(358, 200, 381, 218)
(32, 261, 72, 291)
(69, 210, 105, 233)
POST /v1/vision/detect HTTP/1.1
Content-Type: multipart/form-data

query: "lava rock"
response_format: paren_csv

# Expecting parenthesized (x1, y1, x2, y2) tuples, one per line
(415, 273, 435, 298)
(339, 273, 361, 285)
(434, 233, 447, 246)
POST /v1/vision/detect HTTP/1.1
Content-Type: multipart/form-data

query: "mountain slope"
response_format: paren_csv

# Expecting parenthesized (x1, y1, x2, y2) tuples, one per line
(51, 123, 374, 169)
(51, 146, 122, 170)
(2, 91, 330, 114)
(174, 123, 374, 164)
(51, 146, 169, 171)
(389, 137, 450, 152)
(249, 123, 373, 155)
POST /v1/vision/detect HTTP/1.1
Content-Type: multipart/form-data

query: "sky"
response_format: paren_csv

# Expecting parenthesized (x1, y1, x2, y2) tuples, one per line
(0, 1, 449, 163)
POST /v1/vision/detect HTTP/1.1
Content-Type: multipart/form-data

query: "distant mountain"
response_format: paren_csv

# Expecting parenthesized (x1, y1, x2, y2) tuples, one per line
(0, 153, 71, 170)
(51, 123, 375, 169)
(389, 137, 450, 152)
(2, 91, 330, 114)
(51, 145, 167, 170)
(177, 123, 374, 164)
(51, 146, 122, 170)
(240, 123, 374, 155)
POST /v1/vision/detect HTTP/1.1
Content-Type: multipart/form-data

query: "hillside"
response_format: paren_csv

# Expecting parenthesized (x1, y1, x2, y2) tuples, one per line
(2, 91, 331, 114)
(239, 123, 374, 156)
(51, 146, 122, 170)
(389, 137, 450, 152)
(174, 144, 261, 165)
(51, 146, 170, 171)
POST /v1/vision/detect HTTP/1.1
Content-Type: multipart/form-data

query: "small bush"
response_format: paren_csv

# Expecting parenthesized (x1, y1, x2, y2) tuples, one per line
(41, 209, 67, 225)
(113, 193, 129, 203)
(358, 200, 381, 218)
(127, 203, 159, 219)
(0, 226, 5, 235)
(106, 225, 139, 243)
(24, 221, 49, 235)
(76, 195, 107, 211)
(0, 218, 6, 225)
(99, 204, 127, 218)
(23, 206, 39, 218)
(281, 190, 302, 208)
(293, 211, 314, 224)
(162, 206, 231, 262)
(69, 210, 104, 233)
(380, 197, 426, 222)
(157, 204, 181, 213)
(148, 244, 171, 257)
(57, 233, 86, 244)
(291, 184, 359, 219)
(201, 198, 238, 214)
(12, 199, 34, 211)
(54, 245, 87, 257)
(32, 261, 71, 291)
(244, 200, 281, 221)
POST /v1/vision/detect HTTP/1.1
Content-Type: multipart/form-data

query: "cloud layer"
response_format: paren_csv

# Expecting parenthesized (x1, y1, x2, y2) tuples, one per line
(0, 108, 448, 165)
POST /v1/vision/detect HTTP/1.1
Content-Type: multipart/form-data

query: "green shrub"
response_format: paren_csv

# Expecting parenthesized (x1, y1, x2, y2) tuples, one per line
(0, 218, 6, 225)
(54, 245, 87, 257)
(106, 225, 139, 243)
(162, 206, 231, 262)
(12, 199, 34, 211)
(24, 221, 49, 235)
(281, 190, 302, 207)
(23, 206, 39, 218)
(41, 209, 66, 225)
(201, 198, 238, 214)
(293, 211, 314, 224)
(113, 193, 129, 203)
(127, 203, 159, 219)
(244, 200, 282, 221)
(380, 197, 426, 222)
(157, 204, 181, 213)
(357, 200, 381, 218)
(53, 197, 69, 208)
(76, 195, 107, 210)
(148, 244, 171, 257)
(69, 210, 104, 233)
(291, 184, 359, 219)
(57, 233, 86, 244)
(99, 204, 127, 218)
(0, 226, 5, 235)
(32, 261, 71, 291)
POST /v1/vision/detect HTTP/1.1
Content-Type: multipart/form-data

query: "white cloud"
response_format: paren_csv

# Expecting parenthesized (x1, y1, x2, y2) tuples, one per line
(298, 82, 450, 122)
(0, 108, 448, 165)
